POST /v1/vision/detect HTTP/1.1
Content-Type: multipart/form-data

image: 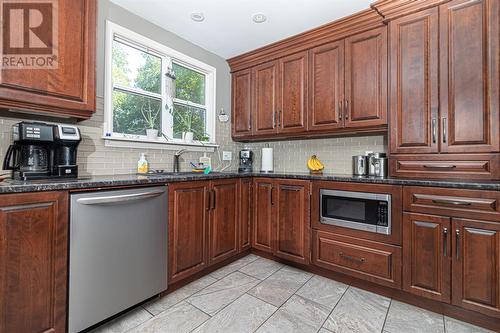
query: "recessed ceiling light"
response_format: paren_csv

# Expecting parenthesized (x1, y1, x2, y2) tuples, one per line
(190, 12, 205, 22)
(252, 13, 267, 24)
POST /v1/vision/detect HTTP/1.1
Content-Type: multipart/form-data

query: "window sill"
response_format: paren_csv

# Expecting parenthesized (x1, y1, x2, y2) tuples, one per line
(102, 136, 218, 152)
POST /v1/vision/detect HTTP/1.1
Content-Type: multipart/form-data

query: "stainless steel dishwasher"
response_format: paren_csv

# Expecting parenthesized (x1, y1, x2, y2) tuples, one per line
(69, 186, 168, 333)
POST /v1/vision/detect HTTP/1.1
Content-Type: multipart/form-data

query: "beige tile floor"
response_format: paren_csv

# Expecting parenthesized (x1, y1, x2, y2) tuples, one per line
(90, 254, 494, 333)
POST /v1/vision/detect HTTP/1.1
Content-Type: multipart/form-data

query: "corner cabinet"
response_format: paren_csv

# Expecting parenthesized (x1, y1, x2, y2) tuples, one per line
(0, 191, 68, 333)
(389, 0, 500, 179)
(253, 178, 311, 264)
(0, 0, 96, 118)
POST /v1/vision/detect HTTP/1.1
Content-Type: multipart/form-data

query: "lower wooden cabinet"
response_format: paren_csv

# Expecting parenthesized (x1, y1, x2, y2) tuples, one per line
(239, 178, 253, 251)
(312, 229, 402, 289)
(168, 181, 210, 283)
(0, 191, 68, 333)
(253, 178, 311, 263)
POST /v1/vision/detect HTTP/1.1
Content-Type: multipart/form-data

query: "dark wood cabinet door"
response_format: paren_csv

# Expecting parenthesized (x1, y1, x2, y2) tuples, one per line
(308, 41, 345, 132)
(232, 69, 253, 137)
(278, 51, 308, 134)
(275, 180, 310, 264)
(403, 213, 451, 303)
(389, 8, 440, 154)
(439, 0, 499, 153)
(0, 192, 68, 333)
(252, 178, 275, 253)
(253, 61, 279, 135)
(239, 178, 253, 251)
(452, 218, 500, 317)
(209, 179, 239, 265)
(168, 181, 210, 283)
(344, 27, 388, 128)
(0, 0, 96, 118)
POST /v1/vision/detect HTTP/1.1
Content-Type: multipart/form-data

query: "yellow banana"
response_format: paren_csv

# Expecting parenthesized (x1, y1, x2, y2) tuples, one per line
(307, 155, 324, 172)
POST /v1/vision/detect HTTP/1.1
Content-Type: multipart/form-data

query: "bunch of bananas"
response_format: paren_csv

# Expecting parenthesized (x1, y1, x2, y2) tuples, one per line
(307, 155, 325, 173)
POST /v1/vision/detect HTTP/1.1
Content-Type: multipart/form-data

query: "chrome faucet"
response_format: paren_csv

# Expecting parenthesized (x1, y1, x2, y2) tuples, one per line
(173, 149, 187, 173)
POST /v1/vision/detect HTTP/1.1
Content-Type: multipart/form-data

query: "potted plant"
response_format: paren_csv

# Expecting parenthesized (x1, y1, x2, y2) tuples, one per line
(170, 106, 200, 143)
(141, 101, 160, 140)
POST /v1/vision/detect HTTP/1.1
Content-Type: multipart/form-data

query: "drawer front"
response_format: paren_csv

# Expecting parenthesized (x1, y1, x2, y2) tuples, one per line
(404, 186, 500, 222)
(312, 230, 401, 288)
(390, 154, 500, 180)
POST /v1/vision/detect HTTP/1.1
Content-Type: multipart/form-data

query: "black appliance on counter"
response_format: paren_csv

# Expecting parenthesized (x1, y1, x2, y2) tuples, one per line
(238, 148, 253, 173)
(2, 122, 82, 180)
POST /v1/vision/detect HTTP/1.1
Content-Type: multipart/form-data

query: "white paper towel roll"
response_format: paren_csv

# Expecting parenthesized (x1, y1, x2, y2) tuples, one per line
(261, 148, 274, 173)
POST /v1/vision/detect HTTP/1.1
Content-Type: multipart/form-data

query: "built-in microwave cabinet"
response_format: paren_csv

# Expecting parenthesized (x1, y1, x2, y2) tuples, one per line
(311, 181, 402, 246)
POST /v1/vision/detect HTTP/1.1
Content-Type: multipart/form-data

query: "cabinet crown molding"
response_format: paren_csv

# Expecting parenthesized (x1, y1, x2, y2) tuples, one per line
(371, 0, 451, 22)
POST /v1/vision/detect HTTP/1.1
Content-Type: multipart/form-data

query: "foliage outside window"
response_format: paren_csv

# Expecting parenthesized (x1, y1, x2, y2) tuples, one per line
(105, 22, 216, 145)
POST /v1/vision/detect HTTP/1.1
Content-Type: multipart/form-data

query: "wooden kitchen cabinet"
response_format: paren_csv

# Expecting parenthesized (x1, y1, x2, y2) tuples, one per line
(308, 41, 345, 132)
(403, 212, 451, 303)
(0, 191, 68, 333)
(274, 179, 311, 264)
(239, 178, 253, 251)
(253, 61, 279, 136)
(0, 0, 96, 119)
(389, 7, 439, 155)
(278, 51, 308, 134)
(252, 178, 275, 253)
(168, 181, 210, 283)
(209, 179, 239, 265)
(232, 69, 253, 138)
(344, 26, 388, 129)
(452, 218, 500, 318)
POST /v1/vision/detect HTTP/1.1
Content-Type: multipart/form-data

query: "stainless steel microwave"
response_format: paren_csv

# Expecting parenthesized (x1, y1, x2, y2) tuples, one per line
(320, 189, 391, 235)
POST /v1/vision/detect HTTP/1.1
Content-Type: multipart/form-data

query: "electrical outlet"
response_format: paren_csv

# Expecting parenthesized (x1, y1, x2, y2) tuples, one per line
(222, 151, 232, 161)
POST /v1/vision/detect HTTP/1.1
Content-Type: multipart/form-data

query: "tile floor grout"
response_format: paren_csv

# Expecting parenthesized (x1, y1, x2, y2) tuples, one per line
(317, 280, 351, 332)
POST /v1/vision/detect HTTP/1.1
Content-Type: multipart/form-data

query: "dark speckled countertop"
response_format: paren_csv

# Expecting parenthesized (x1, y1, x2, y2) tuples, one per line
(1, 171, 500, 194)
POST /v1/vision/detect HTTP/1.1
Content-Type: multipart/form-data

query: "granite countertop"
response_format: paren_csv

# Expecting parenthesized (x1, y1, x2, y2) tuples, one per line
(1, 171, 500, 194)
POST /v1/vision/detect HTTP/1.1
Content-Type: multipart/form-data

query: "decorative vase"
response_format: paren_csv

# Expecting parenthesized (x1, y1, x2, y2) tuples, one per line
(182, 131, 194, 143)
(146, 129, 159, 140)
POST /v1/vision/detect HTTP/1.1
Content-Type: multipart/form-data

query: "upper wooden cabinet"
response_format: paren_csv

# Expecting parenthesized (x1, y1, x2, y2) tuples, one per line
(232, 69, 253, 138)
(0, 192, 68, 333)
(0, 0, 96, 119)
(389, 7, 440, 154)
(253, 61, 279, 136)
(344, 27, 388, 128)
(439, 0, 499, 154)
(389, 0, 500, 179)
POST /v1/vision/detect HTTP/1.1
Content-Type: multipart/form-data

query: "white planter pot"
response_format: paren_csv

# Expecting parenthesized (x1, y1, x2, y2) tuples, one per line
(146, 129, 159, 140)
(182, 131, 194, 143)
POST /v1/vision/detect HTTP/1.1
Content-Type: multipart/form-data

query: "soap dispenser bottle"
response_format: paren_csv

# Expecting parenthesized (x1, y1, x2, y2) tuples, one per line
(137, 153, 149, 174)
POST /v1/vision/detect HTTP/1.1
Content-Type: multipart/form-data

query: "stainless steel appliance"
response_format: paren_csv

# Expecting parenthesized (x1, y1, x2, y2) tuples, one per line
(238, 147, 254, 173)
(368, 153, 387, 177)
(69, 187, 168, 333)
(2, 122, 81, 180)
(352, 155, 367, 176)
(320, 189, 391, 235)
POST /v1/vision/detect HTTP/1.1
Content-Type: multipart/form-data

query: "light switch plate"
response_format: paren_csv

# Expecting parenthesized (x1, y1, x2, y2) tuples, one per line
(222, 151, 232, 161)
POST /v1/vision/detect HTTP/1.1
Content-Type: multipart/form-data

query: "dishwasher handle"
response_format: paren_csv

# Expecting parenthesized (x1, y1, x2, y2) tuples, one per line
(76, 189, 165, 205)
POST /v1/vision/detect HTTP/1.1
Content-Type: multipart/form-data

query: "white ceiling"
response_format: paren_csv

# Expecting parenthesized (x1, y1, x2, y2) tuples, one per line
(110, 0, 374, 59)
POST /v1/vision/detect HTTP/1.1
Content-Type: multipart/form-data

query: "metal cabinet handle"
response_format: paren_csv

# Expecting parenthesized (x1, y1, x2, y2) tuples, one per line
(278, 110, 282, 127)
(273, 111, 276, 128)
(432, 119, 437, 144)
(76, 190, 164, 205)
(455, 229, 460, 260)
(206, 189, 211, 211)
(212, 189, 217, 210)
(423, 165, 457, 169)
(443, 227, 448, 257)
(344, 100, 349, 120)
(432, 199, 472, 206)
(270, 186, 274, 206)
(338, 101, 343, 121)
(339, 252, 365, 263)
(442, 118, 447, 143)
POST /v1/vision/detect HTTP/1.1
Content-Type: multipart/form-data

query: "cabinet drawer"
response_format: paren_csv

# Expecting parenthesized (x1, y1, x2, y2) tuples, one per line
(390, 154, 500, 180)
(312, 230, 401, 289)
(404, 186, 500, 222)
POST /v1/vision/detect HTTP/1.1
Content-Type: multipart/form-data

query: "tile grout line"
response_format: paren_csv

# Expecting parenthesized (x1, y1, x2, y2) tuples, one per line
(316, 282, 351, 332)
(209, 254, 261, 280)
(381, 298, 393, 333)
(250, 273, 316, 333)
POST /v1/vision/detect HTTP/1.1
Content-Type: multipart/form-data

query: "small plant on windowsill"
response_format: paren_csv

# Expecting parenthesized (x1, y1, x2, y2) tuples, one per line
(141, 101, 161, 140)
(169, 105, 209, 144)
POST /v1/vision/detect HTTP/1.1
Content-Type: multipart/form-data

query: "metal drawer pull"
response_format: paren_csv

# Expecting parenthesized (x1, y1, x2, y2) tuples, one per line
(442, 118, 447, 143)
(455, 229, 460, 260)
(443, 227, 448, 257)
(339, 252, 365, 263)
(423, 165, 457, 169)
(432, 119, 437, 144)
(338, 101, 343, 120)
(432, 199, 472, 206)
(76, 190, 164, 205)
(344, 100, 349, 120)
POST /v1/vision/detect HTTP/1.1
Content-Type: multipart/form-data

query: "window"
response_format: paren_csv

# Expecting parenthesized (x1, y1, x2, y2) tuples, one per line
(105, 22, 216, 146)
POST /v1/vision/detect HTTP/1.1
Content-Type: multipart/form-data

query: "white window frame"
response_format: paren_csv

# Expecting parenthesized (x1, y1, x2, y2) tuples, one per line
(104, 21, 217, 149)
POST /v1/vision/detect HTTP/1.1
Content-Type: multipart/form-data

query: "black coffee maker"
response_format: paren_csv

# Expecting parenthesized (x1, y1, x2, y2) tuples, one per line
(238, 148, 253, 173)
(3, 122, 81, 180)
